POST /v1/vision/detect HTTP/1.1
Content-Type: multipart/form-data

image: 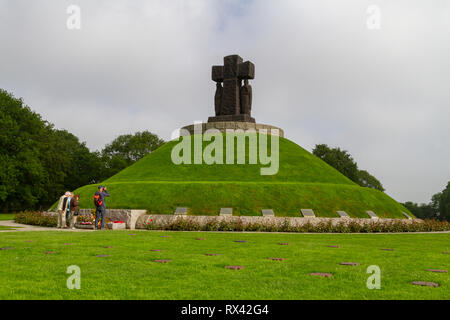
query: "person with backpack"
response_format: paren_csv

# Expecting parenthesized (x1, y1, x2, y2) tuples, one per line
(94, 186, 110, 230)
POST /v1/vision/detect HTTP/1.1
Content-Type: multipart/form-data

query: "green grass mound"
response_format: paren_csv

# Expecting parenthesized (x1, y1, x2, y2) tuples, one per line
(71, 134, 410, 218)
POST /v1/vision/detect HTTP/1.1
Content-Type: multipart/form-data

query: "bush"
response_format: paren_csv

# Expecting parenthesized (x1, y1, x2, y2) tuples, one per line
(14, 211, 57, 227)
(144, 217, 450, 233)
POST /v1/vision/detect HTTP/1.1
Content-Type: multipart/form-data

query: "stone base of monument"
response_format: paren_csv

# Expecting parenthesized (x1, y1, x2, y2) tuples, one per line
(106, 222, 127, 230)
(208, 114, 255, 123)
(75, 209, 147, 230)
(181, 122, 284, 138)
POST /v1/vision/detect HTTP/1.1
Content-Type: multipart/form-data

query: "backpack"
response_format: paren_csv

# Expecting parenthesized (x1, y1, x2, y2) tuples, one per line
(93, 193, 103, 207)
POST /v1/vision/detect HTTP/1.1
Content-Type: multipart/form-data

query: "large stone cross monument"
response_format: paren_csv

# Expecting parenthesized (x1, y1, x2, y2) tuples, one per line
(208, 55, 256, 123)
(181, 54, 284, 137)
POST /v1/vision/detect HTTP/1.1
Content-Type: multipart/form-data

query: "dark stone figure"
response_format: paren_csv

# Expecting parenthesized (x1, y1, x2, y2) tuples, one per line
(215, 82, 223, 116)
(240, 79, 252, 115)
(209, 55, 255, 123)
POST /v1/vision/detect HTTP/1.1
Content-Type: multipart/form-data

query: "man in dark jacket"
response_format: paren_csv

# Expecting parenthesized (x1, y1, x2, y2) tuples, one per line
(69, 194, 80, 230)
(94, 186, 110, 230)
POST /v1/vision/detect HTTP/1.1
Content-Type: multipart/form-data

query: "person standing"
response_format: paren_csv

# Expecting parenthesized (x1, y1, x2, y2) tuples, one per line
(94, 186, 110, 230)
(69, 194, 80, 230)
(61, 192, 73, 228)
(57, 192, 71, 229)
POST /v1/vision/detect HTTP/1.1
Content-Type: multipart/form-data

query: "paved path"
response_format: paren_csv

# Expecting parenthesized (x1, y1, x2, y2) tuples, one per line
(0, 220, 93, 233)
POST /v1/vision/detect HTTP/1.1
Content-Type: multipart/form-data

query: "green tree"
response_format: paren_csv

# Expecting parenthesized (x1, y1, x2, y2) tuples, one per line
(438, 182, 450, 221)
(0, 89, 103, 211)
(312, 144, 359, 183)
(312, 144, 384, 191)
(358, 170, 385, 192)
(100, 131, 165, 179)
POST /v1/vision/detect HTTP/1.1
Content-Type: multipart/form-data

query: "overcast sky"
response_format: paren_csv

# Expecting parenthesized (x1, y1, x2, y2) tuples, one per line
(1, 0, 449, 204)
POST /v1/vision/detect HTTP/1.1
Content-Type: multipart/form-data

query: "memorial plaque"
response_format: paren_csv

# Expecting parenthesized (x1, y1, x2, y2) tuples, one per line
(337, 211, 350, 218)
(262, 209, 275, 217)
(174, 207, 188, 215)
(366, 211, 378, 219)
(301, 209, 316, 217)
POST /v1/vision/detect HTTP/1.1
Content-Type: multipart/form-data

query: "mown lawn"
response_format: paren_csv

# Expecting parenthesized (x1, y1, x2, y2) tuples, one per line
(0, 226, 18, 230)
(0, 214, 15, 221)
(0, 231, 448, 300)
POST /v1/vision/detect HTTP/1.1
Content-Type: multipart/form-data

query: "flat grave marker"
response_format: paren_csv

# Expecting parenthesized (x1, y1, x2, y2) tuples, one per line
(340, 262, 360, 266)
(225, 266, 244, 270)
(261, 209, 275, 217)
(0, 247, 14, 250)
(174, 207, 188, 215)
(310, 273, 332, 278)
(301, 209, 315, 217)
(205, 254, 222, 256)
(402, 212, 413, 219)
(268, 258, 285, 261)
(220, 208, 233, 216)
(426, 269, 448, 273)
(412, 281, 439, 287)
(366, 211, 378, 219)
(154, 260, 172, 263)
(337, 211, 350, 218)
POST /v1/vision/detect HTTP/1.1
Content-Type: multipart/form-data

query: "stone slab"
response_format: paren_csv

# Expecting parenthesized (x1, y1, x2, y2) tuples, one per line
(106, 222, 126, 230)
(301, 209, 316, 218)
(262, 209, 275, 217)
(402, 212, 413, 219)
(366, 211, 378, 219)
(225, 266, 244, 270)
(310, 273, 332, 278)
(154, 260, 172, 263)
(220, 208, 233, 216)
(412, 281, 439, 287)
(174, 207, 188, 215)
(208, 114, 255, 123)
(181, 122, 284, 138)
(337, 211, 350, 218)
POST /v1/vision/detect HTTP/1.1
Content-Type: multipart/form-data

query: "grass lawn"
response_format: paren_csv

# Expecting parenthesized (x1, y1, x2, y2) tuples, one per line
(0, 226, 18, 230)
(0, 230, 448, 300)
(0, 214, 15, 221)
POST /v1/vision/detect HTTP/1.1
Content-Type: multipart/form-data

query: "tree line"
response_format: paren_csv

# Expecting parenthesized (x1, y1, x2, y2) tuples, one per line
(0, 89, 164, 212)
(312, 144, 450, 221)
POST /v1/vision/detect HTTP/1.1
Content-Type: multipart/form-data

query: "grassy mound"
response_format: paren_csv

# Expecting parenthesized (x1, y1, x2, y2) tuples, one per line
(71, 134, 411, 218)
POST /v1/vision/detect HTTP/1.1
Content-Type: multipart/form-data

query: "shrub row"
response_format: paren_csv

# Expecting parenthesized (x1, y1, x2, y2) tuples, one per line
(14, 211, 57, 227)
(144, 217, 450, 233)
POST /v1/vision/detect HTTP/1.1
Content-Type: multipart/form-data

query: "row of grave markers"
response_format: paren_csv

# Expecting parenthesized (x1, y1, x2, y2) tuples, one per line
(173, 208, 413, 219)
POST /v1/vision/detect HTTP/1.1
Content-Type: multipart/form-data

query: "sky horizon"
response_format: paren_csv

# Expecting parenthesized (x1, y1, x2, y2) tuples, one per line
(1, 0, 449, 204)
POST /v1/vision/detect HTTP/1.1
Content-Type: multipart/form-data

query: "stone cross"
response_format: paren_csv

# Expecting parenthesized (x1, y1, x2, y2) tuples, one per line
(210, 55, 255, 122)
